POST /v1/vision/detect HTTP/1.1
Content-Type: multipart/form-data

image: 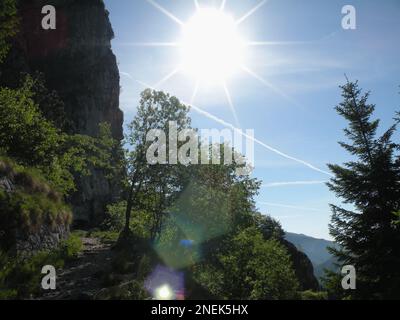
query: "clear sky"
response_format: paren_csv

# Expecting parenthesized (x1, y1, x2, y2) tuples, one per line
(104, 0, 400, 239)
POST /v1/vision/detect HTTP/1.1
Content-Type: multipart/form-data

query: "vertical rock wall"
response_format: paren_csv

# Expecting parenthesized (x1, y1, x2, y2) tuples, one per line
(10, 0, 124, 226)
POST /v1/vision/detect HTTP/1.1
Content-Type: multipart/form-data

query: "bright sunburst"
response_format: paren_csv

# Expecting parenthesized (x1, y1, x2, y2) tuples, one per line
(181, 8, 245, 84)
(128, 0, 333, 178)
(139, 0, 297, 127)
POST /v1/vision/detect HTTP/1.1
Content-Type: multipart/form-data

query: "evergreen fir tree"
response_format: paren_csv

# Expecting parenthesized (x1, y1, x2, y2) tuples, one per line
(326, 80, 400, 299)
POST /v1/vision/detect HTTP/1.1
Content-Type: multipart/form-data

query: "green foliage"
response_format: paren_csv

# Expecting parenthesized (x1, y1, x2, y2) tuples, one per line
(0, 0, 18, 63)
(0, 234, 82, 299)
(101, 201, 153, 240)
(70, 229, 87, 238)
(95, 279, 150, 300)
(51, 130, 118, 195)
(0, 83, 60, 168)
(326, 80, 400, 299)
(89, 230, 120, 244)
(123, 89, 192, 238)
(0, 188, 70, 229)
(0, 77, 73, 195)
(128, 209, 154, 239)
(101, 201, 127, 231)
(123, 280, 150, 300)
(321, 270, 351, 300)
(194, 227, 299, 300)
(0, 157, 72, 252)
(25, 72, 71, 131)
(300, 290, 327, 300)
(168, 180, 233, 243)
(60, 234, 82, 259)
(253, 212, 285, 240)
(0, 75, 123, 196)
(392, 211, 400, 229)
(119, 89, 301, 300)
(86, 122, 125, 185)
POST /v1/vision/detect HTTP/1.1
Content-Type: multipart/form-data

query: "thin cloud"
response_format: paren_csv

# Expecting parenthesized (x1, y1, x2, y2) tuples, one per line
(259, 201, 324, 213)
(271, 214, 309, 219)
(120, 71, 133, 79)
(262, 180, 328, 188)
(188, 103, 333, 176)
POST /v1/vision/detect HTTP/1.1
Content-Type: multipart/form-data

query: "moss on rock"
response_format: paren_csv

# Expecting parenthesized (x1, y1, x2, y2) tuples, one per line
(0, 157, 72, 254)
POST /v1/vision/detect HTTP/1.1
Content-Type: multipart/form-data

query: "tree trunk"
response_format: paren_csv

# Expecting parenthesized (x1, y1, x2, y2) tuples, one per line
(124, 182, 135, 232)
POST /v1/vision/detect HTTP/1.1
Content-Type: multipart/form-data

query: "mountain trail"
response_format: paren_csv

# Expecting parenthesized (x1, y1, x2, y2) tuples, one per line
(39, 237, 113, 300)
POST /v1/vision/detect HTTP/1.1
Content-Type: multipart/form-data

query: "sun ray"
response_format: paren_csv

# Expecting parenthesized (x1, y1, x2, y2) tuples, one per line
(246, 40, 310, 46)
(134, 78, 333, 177)
(236, 0, 268, 25)
(154, 67, 181, 89)
(220, 0, 227, 11)
(240, 65, 299, 107)
(194, 0, 200, 10)
(223, 82, 241, 128)
(191, 80, 200, 105)
(146, 0, 184, 26)
(119, 41, 311, 47)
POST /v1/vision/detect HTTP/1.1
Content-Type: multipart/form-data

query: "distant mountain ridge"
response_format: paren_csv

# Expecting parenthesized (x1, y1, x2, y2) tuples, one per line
(285, 232, 339, 280)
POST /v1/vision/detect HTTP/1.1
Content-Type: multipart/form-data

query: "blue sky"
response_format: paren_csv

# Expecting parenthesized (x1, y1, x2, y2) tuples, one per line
(104, 0, 400, 239)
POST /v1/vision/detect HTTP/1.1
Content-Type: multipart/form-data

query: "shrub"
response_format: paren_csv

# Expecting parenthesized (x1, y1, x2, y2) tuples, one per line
(300, 290, 328, 300)
(0, 0, 18, 63)
(101, 201, 127, 231)
(0, 157, 72, 253)
(0, 234, 82, 299)
(195, 227, 300, 300)
(89, 230, 119, 244)
(60, 234, 82, 259)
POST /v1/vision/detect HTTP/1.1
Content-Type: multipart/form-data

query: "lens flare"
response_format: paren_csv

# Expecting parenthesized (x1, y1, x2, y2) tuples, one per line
(145, 265, 185, 300)
(155, 284, 174, 300)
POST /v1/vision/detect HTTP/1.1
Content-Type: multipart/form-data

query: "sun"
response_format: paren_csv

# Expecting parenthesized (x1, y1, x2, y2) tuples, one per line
(181, 8, 245, 84)
(140, 0, 297, 124)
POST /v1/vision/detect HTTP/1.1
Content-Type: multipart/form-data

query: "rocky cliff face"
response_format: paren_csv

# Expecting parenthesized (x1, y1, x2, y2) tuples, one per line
(283, 240, 320, 291)
(0, 159, 70, 256)
(1, 0, 123, 226)
(19, 0, 123, 139)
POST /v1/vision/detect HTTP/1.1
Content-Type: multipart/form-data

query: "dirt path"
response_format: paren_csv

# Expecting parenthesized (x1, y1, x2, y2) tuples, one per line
(40, 237, 113, 300)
